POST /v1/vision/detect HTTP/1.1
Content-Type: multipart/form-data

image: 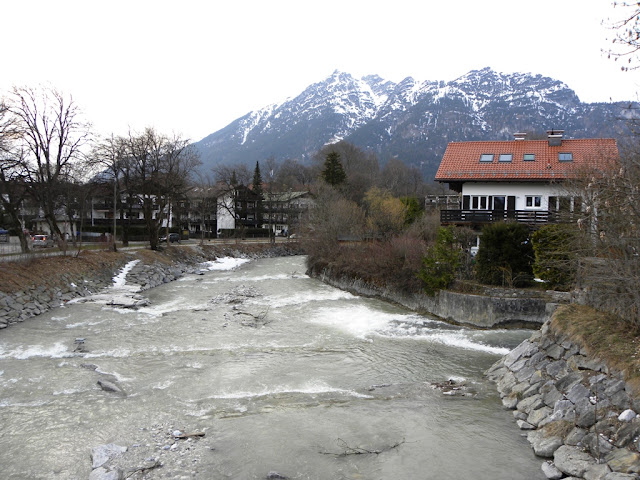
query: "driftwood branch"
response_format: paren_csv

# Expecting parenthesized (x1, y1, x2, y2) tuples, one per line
(174, 432, 205, 439)
(124, 459, 162, 478)
(320, 438, 406, 457)
(233, 307, 271, 327)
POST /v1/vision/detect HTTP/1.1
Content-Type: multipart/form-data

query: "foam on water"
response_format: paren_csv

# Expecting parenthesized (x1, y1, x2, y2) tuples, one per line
(153, 380, 173, 390)
(311, 305, 510, 355)
(136, 298, 203, 317)
(207, 380, 372, 400)
(264, 289, 355, 309)
(0, 342, 72, 360)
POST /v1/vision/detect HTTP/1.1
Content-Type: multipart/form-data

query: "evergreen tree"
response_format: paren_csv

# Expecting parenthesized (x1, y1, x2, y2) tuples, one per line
(321, 151, 346, 186)
(252, 161, 264, 226)
(475, 222, 534, 287)
(252, 161, 263, 197)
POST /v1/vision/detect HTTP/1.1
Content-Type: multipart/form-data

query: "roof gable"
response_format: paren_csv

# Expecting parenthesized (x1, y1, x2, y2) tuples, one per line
(435, 138, 619, 182)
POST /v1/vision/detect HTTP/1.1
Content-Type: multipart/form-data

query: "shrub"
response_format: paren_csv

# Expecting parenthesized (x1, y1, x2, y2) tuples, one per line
(475, 222, 533, 287)
(418, 227, 462, 295)
(532, 224, 578, 291)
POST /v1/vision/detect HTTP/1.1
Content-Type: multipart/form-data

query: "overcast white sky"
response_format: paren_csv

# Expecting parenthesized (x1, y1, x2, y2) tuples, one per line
(2, 0, 638, 142)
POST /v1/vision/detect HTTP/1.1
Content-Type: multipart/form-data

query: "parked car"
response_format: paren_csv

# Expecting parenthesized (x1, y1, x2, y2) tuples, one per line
(160, 233, 180, 243)
(32, 234, 54, 248)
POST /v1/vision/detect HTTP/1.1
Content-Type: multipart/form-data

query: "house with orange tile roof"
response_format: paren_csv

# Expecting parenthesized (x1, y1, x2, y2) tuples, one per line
(434, 130, 619, 227)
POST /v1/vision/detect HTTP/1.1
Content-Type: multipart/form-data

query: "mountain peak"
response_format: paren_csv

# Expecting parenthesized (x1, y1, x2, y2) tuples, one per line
(194, 68, 631, 180)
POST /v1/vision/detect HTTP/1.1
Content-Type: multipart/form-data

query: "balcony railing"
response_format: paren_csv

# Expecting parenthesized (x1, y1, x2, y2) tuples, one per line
(440, 209, 579, 226)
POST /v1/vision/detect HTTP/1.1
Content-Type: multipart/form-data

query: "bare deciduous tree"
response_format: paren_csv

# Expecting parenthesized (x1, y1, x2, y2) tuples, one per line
(0, 99, 31, 252)
(7, 86, 91, 246)
(89, 134, 127, 251)
(124, 128, 200, 250)
(571, 142, 640, 324)
(605, 2, 640, 70)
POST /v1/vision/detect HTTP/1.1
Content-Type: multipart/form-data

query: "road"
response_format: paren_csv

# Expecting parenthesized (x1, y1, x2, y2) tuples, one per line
(0, 236, 295, 262)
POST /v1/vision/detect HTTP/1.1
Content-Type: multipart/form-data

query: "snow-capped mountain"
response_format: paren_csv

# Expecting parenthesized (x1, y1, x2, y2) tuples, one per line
(194, 67, 633, 180)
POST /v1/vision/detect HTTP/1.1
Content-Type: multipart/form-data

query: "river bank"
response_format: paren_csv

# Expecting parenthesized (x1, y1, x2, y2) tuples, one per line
(0, 243, 303, 330)
(487, 305, 640, 480)
(307, 265, 566, 329)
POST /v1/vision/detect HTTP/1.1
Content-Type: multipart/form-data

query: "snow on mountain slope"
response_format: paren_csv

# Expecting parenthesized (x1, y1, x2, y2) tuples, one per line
(194, 67, 632, 179)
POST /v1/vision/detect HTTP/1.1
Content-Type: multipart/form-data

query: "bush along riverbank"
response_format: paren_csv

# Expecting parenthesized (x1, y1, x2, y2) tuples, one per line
(487, 305, 640, 480)
(0, 243, 303, 330)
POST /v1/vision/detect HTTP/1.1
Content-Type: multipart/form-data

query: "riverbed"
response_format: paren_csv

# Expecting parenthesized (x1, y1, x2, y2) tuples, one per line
(0, 255, 545, 479)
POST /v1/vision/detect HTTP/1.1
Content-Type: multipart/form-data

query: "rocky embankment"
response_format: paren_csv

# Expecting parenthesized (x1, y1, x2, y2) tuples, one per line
(487, 316, 640, 480)
(0, 243, 302, 330)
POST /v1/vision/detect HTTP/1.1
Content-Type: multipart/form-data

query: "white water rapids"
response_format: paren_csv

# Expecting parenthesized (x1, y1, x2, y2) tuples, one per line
(0, 255, 545, 479)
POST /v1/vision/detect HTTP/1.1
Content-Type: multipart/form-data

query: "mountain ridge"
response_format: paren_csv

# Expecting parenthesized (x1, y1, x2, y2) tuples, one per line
(194, 68, 634, 180)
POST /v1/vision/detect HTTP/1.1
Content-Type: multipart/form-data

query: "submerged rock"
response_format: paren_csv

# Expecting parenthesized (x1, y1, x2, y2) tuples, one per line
(97, 380, 125, 395)
(430, 379, 474, 396)
(91, 444, 127, 469)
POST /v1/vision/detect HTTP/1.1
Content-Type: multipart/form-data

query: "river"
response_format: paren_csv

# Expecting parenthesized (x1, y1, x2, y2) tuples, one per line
(0, 255, 545, 479)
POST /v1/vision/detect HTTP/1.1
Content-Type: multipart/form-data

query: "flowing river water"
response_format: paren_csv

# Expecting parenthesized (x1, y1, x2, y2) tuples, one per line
(0, 255, 545, 479)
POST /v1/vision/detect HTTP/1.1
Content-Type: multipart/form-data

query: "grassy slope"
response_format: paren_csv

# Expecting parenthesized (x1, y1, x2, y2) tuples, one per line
(552, 304, 640, 394)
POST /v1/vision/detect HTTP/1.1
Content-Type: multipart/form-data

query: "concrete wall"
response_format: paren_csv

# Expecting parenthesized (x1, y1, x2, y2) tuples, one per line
(313, 267, 558, 328)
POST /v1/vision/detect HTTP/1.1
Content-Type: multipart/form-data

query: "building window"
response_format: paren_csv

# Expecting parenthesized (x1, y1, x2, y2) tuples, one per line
(558, 152, 573, 162)
(499, 154, 513, 162)
(468, 195, 492, 210)
(479, 154, 494, 162)
(523, 153, 535, 162)
(526, 195, 542, 208)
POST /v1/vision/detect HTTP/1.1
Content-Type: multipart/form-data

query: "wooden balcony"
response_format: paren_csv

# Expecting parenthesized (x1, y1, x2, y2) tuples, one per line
(440, 209, 578, 226)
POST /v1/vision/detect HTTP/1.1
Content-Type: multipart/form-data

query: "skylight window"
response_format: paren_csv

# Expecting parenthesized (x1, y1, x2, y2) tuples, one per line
(499, 154, 513, 162)
(479, 154, 494, 163)
(523, 154, 535, 162)
(558, 152, 573, 162)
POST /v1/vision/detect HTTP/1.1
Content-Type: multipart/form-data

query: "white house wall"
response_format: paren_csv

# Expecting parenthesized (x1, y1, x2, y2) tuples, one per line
(461, 182, 571, 210)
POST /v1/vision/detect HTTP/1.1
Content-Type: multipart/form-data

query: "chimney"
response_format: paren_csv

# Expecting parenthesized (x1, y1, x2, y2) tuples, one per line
(514, 132, 527, 141)
(547, 129, 564, 147)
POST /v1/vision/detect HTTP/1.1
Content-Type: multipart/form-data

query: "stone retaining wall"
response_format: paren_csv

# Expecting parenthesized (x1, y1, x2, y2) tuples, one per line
(0, 266, 119, 329)
(487, 319, 640, 480)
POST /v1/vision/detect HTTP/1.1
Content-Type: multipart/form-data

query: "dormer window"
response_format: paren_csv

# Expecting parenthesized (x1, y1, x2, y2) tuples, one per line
(480, 154, 494, 163)
(523, 153, 535, 162)
(558, 152, 573, 162)
(499, 154, 513, 162)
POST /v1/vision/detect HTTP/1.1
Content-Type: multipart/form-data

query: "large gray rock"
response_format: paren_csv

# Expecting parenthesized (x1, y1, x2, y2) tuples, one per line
(541, 383, 565, 408)
(554, 445, 597, 477)
(89, 467, 122, 480)
(575, 397, 597, 428)
(582, 432, 614, 457)
(565, 427, 588, 446)
(606, 448, 640, 474)
(604, 473, 640, 479)
(528, 406, 553, 427)
(614, 420, 640, 448)
(567, 383, 591, 405)
(504, 340, 539, 368)
(583, 463, 612, 480)
(518, 394, 545, 414)
(91, 444, 127, 469)
(541, 461, 564, 479)
(97, 380, 125, 395)
(556, 372, 585, 394)
(552, 399, 577, 423)
(528, 429, 564, 458)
